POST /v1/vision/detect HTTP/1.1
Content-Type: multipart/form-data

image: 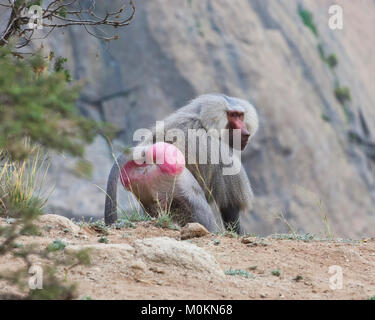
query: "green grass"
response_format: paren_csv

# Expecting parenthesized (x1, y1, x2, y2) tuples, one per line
(153, 191, 179, 230)
(321, 113, 331, 122)
(334, 85, 352, 122)
(218, 220, 241, 238)
(271, 270, 281, 277)
(115, 219, 136, 229)
(335, 86, 352, 104)
(47, 239, 67, 252)
(326, 54, 338, 69)
(225, 268, 254, 279)
(293, 275, 303, 282)
(299, 6, 351, 126)
(271, 233, 314, 242)
(80, 218, 109, 235)
(298, 6, 318, 37)
(0, 143, 50, 218)
(155, 211, 178, 230)
(119, 209, 151, 222)
(317, 44, 338, 69)
(213, 239, 221, 246)
(98, 236, 109, 244)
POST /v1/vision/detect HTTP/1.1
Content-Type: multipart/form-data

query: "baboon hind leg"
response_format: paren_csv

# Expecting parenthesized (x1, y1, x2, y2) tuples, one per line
(174, 169, 219, 233)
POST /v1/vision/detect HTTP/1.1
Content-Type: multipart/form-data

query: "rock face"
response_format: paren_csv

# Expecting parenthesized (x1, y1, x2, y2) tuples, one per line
(65, 237, 223, 278)
(65, 243, 135, 265)
(133, 237, 223, 277)
(37, 214, 81, 234)
(2, 1, 375, 237)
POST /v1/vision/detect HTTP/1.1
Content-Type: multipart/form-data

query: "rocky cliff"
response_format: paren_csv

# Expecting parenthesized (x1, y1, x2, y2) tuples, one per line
(3, 0, 374, 238)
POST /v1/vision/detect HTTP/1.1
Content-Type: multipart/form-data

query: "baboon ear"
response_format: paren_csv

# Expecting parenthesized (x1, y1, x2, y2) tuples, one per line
(243, 104, 259, 138)
(200, 106, 228, 133)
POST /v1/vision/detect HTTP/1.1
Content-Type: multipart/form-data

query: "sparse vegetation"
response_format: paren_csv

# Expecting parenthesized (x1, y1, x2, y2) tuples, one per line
(293, 275, 303, 282)
(334, 86, 352, 105)
(225, 268, 254, 279)
(98, 236, 109, 244)
(326, 54, 338, 69)
(271, 270, 281, 277)
(315, 198, 334, 240)
(213, 239, 221, 246)
(0, 143, 49, 218)
(152, 190, 179, 230)
(271, 233, 314, 242)
(220, 221, 241, 238)
(47, 239, 67, 252)
(119, 210, 151, 223)
(155, 211, 178, 230)
(321, 113, 331, 122)
(299, 6, 354, 123)
(275, 211, 298, 237)
(80, 218, 109, 235)
(115, 219, 136, 229)
(298, 6, 318, 37)
(317, 44, 338, 69)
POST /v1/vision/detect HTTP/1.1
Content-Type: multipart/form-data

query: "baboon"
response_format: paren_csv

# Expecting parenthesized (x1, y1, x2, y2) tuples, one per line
(104, 93, 259, 233)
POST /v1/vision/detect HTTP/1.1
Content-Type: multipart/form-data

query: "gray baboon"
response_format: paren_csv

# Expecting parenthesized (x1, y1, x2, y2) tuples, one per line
(104, 93, 259, 233)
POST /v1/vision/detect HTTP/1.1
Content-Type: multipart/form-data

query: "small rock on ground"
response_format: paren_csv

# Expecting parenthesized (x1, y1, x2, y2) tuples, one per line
(180, 223, 210, 240)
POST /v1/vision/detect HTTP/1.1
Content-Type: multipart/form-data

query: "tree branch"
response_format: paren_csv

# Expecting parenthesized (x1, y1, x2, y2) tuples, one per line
(0, 0, 136, 49)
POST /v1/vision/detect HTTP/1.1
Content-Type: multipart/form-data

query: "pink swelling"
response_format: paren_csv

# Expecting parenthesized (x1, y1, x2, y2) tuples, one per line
(146, 142, 185, 175)
(120, 142, 185, 190)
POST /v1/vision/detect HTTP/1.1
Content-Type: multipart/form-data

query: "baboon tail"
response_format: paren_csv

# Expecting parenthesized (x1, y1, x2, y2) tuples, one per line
(104, 153, 129, 225)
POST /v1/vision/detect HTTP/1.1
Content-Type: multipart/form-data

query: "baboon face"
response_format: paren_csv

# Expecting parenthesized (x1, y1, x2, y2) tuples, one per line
(226, 110, 250, 150)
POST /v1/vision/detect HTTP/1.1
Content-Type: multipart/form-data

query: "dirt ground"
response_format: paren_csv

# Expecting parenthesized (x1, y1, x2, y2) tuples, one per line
(1, 215, 375, 300)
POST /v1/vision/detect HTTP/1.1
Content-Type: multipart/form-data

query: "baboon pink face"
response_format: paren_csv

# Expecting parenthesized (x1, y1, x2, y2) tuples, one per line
(120, 142, 185, 190)
(226, 111, 250, 150)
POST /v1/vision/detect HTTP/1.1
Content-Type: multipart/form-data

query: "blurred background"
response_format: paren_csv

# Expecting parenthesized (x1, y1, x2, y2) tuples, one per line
(2, 0, 374, 238)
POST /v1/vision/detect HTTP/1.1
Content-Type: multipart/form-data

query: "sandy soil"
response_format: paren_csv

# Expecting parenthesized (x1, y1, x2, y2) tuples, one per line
(1, 215, 375, 300)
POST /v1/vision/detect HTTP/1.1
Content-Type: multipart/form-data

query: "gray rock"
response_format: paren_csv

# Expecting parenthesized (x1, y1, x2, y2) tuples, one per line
(38, 214, 80, 234)
(134, 237, 224, 277)
(181, 223, 210, 240)
(65, 243, 135, 265)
